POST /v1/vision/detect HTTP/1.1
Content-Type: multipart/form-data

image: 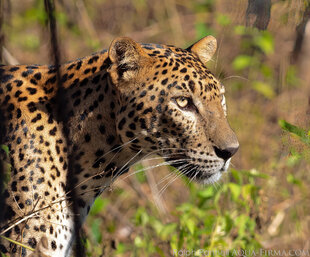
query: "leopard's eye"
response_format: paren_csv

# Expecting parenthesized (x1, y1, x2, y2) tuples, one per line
(175, 96, 189, 108)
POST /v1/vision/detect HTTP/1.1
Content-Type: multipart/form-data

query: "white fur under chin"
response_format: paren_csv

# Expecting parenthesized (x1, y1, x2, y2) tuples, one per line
(199, 158, 231, 185)
(222, 158, 231, 172)
(200, 172, 222, 185)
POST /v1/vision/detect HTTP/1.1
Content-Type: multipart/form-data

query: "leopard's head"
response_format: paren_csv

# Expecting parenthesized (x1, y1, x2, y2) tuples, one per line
(108, 36, 239, 184)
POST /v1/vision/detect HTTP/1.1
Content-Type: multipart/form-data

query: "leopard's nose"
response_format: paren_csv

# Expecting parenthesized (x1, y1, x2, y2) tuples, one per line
(213, 144, 239, 161)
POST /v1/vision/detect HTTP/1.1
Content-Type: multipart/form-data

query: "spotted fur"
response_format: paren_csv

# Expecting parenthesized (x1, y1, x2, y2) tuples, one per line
(0, 36, 238, 256)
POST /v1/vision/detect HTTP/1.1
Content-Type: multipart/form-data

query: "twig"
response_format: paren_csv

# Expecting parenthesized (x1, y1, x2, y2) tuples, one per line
(163, 0, 184, 44)
(76, 0, 98, 40)
(0, 212, 38, 236)
(144, 160, 168, 218)
(2, 47, 19, 65)
(0, 235, 35, 252)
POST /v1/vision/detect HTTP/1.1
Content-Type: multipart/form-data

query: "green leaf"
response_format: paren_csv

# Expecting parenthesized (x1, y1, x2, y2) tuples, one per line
(234, 25, 247, 35)
(89, 197, 108, 216)
(216, 14, 231, 26)
(134, 163, 147, 183)
(287, 174, 303, 187)
(242, 169, 270, 179)
(135, 207, 150, 226)
(254, 31, 274, 54)
(286, 153, 302, 167)
(260, 64, 273, 78)
(134, 236, 143, 248)
(185, 219, 196, 235)
(22, 35, 40, 51)
(1, 145, 9, 155)
(279, 120, 310, 145)
(24, 7, 47, 24)
(197, 186, 214, 199)
(235, 214, 251, 237)
(252, 81, 275, 99)
(177, 228, 185, 250)
(91, 219, 102, 243)
(170, 234, 179, 254)
(241, 184, 257, 200)
(155, 246, 165, 257)
(160, 223, 177, 239)
(195, 22, 215, 40)
(228, 183, 241, 201)
(230, 168, 243, 184)
(0, 145, 11, 193)
(285, 65, 299, 87)
(203, 214, 216, 233)
(150, 218, 163, 235)
(115, 242, 126, 254)
(232, 55, 253, 70)
(224, 213, 233, 233)
(55, 11, 68, 26)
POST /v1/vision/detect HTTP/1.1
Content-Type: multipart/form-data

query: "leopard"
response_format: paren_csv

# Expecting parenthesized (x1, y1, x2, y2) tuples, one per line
(0, 36, 239, 257)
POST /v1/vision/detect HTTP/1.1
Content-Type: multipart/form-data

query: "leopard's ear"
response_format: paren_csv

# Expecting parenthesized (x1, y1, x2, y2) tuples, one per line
(108, 37, 150, 83)
(187, 35, 217, 64)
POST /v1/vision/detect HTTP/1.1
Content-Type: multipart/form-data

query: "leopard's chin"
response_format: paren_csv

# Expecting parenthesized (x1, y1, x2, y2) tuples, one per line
(195, 172, 222, 185)
(167, 156, 231, 185)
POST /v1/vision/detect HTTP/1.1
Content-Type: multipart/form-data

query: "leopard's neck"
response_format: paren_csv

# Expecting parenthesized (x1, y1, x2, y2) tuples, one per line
(58, 51, 143, 221)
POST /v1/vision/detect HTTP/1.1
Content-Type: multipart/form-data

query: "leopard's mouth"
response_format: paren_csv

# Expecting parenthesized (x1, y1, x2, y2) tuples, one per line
(166, 154, 227, 185)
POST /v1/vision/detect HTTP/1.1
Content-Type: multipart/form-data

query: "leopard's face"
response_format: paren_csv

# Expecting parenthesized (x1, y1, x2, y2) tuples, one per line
(108, 36, 239, 184)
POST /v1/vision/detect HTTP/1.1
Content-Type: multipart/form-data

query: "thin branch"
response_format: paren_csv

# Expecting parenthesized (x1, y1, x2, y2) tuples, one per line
(2, 46, 19, 65)
(0, 235, 35, 252)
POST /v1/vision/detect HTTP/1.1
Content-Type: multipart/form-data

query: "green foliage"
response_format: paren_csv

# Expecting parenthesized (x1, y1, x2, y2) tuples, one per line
(216, 14, 231, 27)
(254, 31, 274, 55)
(279, 120, 310, 169)
(279, 120, 310, 146)
(232, 55, 255, 70)
(251, 81, 275, 99)
(234, 26, 274, 55)
(90, 197, 109, 216)
(84, 197, 111, 256)
(192, 0, 214, 13)
(24, 1, 47, 25)
(195, 22, 215, 41)
(285, 65, 300, 87)
(1, 145, 9, 155)
(86, 168, 265, 256)
(0, 145, 11, 193)
(134, 163, 147, 183)
(131, 170, 263, 255)
(230, 27, 277, 99)
(91, 219, 103, 243)
(22, 35, 40, 51)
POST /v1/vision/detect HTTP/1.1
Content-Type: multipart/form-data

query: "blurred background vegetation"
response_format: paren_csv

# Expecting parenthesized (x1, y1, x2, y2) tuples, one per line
(1, 0, 310, 256)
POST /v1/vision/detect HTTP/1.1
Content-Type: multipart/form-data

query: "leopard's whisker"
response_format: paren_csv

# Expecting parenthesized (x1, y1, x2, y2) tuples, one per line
(110, 149, 143, 181)
(156, 162, 190, 186)
(92, 135, 142, 165)
(63, 152, 190, 200)
(118, 158, 190, 182)
(222, 75, 249, 82)
(158, 163, 191, 197)
(58, 159, 189, 202)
